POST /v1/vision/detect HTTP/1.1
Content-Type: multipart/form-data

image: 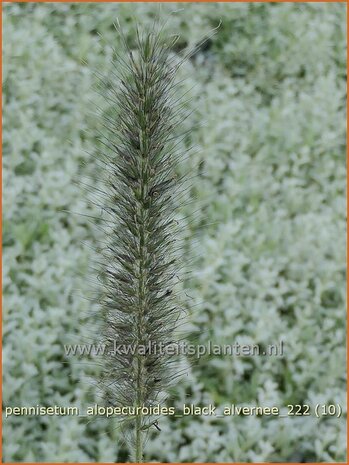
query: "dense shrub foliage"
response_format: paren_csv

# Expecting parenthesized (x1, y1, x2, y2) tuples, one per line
(3, 3, 346, 462)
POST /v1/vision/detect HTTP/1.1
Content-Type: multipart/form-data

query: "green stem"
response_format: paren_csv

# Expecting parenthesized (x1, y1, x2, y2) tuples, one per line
(135, 86, 149, 464)
(135, 413, 143, 463)
(135, 216, 145, 463)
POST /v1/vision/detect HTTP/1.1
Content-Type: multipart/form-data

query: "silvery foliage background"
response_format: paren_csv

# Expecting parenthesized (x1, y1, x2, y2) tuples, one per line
(3, 2, 346, 462)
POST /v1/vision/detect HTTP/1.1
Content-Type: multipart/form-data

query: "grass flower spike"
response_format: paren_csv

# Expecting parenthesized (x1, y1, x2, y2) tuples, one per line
(94, 22, 189, 462)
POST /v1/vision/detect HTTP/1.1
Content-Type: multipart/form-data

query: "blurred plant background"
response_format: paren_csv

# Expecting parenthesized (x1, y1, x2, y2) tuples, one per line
(3, 2, 346, 462)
